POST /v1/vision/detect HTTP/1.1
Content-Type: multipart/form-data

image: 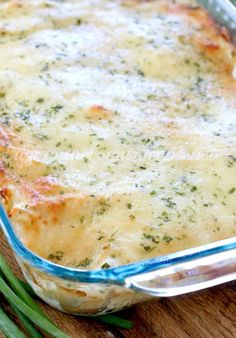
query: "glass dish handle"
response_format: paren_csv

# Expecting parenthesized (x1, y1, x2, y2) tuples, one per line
(125, 247, 236, 296)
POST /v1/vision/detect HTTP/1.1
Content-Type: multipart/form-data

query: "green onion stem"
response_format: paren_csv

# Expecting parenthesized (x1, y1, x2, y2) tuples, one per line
(17, 278, 36, 298)
(9, 300, 43, 338)
(96, 314, 134, 329)
(1, 264, 41, 336)
(0, 276, 71, 338)
(0, 253, 48, 320)
(0, 305, 26, 338)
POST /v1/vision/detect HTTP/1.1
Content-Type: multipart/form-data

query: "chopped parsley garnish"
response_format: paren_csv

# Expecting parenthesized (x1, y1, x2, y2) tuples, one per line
(76, 18, 82, 25)
(143, 246, 154, 252)
(47, 251, 64, 261)
(76, 257, 93, 267)
(36, 98, 44, 104)
(101, 262, 111, 269)
(162, 235, 173, 244)
(129, 214, 136, 220)
(228, 187, 236, 195)
(147, 94, 156, 100)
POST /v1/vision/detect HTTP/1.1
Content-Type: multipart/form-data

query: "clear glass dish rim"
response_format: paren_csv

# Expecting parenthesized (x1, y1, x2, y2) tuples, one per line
(2, 204, 236, 286)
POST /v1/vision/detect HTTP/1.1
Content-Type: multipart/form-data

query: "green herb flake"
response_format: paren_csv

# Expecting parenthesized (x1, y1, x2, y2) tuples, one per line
(51, 105, 63, 112)
(147, 94, 156, 100)
(76, 257, 93, 267)
(76, 18, 82, 25)
(143, 246, 154, 252)
(36, 98, 44, 104)
(137, 69, 145, 77)
(143, 233, 159, 244)
(80, 215, 85, 223)
(162, 235, 173, 244)
(228, 187, 236, 195)
(47, 251, 64, 261)
(101, 262, 110, 269)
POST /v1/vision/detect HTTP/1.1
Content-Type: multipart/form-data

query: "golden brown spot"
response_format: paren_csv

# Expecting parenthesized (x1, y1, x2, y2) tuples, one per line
(52, 216, 58, 224)
(60, 286, 87, 297)
(86, 105, 114, 121)
(0, 187, 12, 204)
(200, 39, 219, 51)
(34, 176, 63, 196)
(15, 212, 40, 234)
(8, 1, 23, 9)
(75, 290, 87, 297)
(220, 27, 231, 43)
(47, 198, 66, 214)
(102, 244, 110, 250)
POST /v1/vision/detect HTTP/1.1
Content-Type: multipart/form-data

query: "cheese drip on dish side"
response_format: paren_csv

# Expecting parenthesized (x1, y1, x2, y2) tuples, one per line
(0, 0, 235, 269)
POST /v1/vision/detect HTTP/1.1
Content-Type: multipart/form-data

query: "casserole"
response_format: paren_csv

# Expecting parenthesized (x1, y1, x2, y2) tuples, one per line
(0, 0, 236, 315)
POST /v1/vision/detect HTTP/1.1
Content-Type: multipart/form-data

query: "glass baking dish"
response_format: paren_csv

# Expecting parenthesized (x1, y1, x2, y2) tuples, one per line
(0, 0, 236, 316)
(2, 208, 236, 315)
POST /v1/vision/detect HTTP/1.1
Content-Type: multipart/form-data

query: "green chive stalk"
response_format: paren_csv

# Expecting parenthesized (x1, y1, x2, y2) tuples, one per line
(0, 254, 48, 320)
(9, 301, 43, 338)
(0, 305, 26, 338)
(0, 276, 70, 338)
(97, 314, 134, 329)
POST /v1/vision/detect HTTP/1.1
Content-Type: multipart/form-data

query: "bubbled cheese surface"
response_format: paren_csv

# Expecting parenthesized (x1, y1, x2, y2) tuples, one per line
(0, 0, 235, 269)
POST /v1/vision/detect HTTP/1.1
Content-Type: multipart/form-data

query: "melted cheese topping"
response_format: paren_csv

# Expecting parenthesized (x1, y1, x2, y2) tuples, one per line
(0, 0, 236, 270)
